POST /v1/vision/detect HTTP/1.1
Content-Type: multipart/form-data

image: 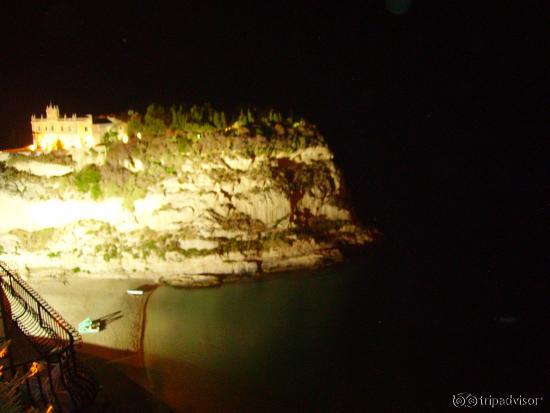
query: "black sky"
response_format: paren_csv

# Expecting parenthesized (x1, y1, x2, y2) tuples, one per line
(0, 1, 547, 266)
(2, 2, 544, 137)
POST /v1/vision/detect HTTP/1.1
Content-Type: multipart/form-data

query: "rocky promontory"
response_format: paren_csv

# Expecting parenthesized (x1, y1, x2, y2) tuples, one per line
(0, 106, 376, 287)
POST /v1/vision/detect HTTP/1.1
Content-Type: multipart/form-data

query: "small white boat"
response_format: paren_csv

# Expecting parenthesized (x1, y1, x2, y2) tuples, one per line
(126, 289, 144, 296)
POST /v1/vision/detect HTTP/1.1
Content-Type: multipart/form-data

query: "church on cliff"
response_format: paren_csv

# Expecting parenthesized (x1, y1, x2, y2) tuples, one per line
(30, 104, 125, 151)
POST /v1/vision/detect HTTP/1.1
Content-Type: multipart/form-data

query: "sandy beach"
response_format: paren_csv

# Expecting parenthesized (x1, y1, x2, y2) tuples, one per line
(30, 277, 151, 353)
(28, 276, 170, 412)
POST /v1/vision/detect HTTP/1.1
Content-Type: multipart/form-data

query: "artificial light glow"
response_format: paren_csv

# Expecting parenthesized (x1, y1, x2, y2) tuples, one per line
(37, 133, 61, 152)
(84, 135, 94, 148)
(24, 198, 128, 230)
(33, 132, 96, 152)
(137, 132, 142, 140)
(28, 361, 42, 377)
(0, 340, 9, 358)
(122, 134, 129, 144)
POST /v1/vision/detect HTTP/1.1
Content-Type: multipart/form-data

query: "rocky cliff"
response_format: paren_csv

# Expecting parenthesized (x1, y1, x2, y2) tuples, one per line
(0, 112, 375, 287)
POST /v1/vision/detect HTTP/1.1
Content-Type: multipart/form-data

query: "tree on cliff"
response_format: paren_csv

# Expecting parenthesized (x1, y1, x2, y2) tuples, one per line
(143, 104, 167, 137)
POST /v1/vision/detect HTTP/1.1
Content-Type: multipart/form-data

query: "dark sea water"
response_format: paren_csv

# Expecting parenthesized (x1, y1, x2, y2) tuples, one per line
(143, 252, 404, 412)
(143, 239, 548, 412)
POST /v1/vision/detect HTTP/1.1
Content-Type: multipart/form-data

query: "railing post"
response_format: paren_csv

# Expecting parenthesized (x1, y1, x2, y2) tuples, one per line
(0, 262, 96, 410)
(35, 369, 48, 409)
(46, 359, 63, 413)
(70, 335, 78, 375)
(38, 305, 43, 328)
(1, 284, 17, 378)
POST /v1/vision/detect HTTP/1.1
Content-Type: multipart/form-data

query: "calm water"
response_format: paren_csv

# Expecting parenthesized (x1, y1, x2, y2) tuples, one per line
(142, 245, 547, 412)
(143, 252, 405, 412)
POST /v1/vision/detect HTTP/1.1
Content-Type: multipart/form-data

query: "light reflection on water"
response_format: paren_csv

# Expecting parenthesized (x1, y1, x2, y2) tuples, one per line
(143, 258, 380, 412)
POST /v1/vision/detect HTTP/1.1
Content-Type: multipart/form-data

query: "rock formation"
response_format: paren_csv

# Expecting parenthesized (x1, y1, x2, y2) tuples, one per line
(0, 111, 375, 287)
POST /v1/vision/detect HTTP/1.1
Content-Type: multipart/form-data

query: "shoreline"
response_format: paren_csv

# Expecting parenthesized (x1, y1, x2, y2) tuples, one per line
(1, 239, 377, 290)
(25, 261, 340, 357)
(29, 277, 153, 355)
(135, 284, 156, 370)
(26, 255, 372, 412)
(25, 250, 372, 356)
(29, 277, 167, 410)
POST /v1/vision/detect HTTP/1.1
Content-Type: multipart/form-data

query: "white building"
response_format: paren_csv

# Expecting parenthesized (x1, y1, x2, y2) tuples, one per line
(30, 104, 126, 152)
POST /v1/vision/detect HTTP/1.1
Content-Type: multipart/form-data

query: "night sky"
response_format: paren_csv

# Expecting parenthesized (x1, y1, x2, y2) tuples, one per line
(1, 1, 548, 408)
(2, 0, 544, 262)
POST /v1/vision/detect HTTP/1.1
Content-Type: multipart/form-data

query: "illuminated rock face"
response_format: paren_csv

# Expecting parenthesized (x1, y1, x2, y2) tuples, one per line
(0, 138, 375, 287)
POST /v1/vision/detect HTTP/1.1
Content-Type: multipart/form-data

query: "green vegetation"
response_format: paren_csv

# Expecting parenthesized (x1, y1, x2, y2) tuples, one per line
(7, 151, 75, 167)
(101, 157, 150, 210)
(124, 103, 323, 153)
(171, 134, 194, 154)
(101, 129, 120, 145)
(140, 239, 158, 259)
(55, 103, 328, 213)
(72, 266, 81, 273)
(177, 248, 214, 258)
(216, 238, 261, 256)
(169, 104, 227, 135)
(10, 228, 57, 252)
(74, 165, 102, 200)
(85, 225, 216, 262)
(126, 110, 143, 138)
(208, 210, 266, 233)
(122, 187, 147, 211)
(101, 244, 120, 262)
(144, 104, 167, 137)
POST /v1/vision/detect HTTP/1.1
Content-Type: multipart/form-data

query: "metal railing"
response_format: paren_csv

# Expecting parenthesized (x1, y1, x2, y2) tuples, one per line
(0, 261, 97, 412)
